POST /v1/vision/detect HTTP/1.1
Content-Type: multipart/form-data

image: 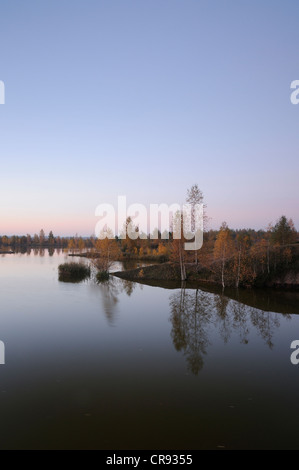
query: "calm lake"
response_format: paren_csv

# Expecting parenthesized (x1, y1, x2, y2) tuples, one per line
(0, 250, 299, 450)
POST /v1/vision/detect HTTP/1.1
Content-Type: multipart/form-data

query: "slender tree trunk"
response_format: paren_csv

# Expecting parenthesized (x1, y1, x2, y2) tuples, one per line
(179, 242, 186, 281)
(236, 247, 241, 288)
(221, 246, 226, 288)
(221, 256, 225, 288)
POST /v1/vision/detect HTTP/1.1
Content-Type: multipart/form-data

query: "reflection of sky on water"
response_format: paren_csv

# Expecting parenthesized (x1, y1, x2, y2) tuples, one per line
(0, 251, 299, 449)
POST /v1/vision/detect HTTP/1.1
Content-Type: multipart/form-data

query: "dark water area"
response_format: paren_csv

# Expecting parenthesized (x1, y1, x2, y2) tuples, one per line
(0, 251, 299, 449)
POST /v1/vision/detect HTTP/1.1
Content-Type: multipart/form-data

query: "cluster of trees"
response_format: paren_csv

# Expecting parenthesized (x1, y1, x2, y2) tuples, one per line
(1, 185, 297, 288)
(1, 230, 65, 249)
(0, 230, 95, 251)
(92, 184, 206, 273)
(197, 215, 298, 288)
(201, 215, 299, 287)
(92, 185, 298, 286)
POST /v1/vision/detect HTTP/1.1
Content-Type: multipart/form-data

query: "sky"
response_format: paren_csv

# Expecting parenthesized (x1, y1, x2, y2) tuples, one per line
(0, 0, 298, 236)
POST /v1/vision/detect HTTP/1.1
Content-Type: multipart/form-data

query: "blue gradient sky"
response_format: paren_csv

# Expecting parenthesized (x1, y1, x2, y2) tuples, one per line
(0, 0, 298, 236)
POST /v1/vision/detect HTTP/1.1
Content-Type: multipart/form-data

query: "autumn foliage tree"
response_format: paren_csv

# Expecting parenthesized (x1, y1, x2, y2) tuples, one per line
(233, 233, 256, 288)
(213, 222, 234, 288)
(120, 217, 140, 255)
(93, 228, 120, 274)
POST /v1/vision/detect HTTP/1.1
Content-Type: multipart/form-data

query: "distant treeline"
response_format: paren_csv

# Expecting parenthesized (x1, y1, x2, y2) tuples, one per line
(1, 214, 298, 288)
(0, 230, 95, 250)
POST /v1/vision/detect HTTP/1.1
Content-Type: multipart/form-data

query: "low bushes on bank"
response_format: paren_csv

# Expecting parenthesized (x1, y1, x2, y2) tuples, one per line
(58, 262, 90, 282)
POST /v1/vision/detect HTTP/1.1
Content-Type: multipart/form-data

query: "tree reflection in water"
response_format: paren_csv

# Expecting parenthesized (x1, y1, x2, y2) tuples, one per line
(249, 309, 282, 349)
(92, 274, 289, 371)
(89, 277, 137, 326)
(169, 286, 288, 375)
(118, 279, 136, 297)
(96, 278, 120, 326)
(169, 285, 214, 375)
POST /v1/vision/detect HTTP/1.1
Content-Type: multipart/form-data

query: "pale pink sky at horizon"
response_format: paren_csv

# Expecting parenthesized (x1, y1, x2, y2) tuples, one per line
(0, 2, 298, 237)
(1, 202, 297, 237)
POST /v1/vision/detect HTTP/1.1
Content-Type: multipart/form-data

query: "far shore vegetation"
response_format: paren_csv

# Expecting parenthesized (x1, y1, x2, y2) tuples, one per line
(1, 186, 298, 289)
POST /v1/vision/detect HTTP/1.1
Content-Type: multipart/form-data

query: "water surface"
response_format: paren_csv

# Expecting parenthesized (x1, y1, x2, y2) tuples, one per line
(0, 251, 299, 449)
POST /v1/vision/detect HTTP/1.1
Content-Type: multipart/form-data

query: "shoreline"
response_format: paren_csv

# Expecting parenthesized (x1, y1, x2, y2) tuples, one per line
(111, 263, 299, 315)
(111, 262, 299, 291)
